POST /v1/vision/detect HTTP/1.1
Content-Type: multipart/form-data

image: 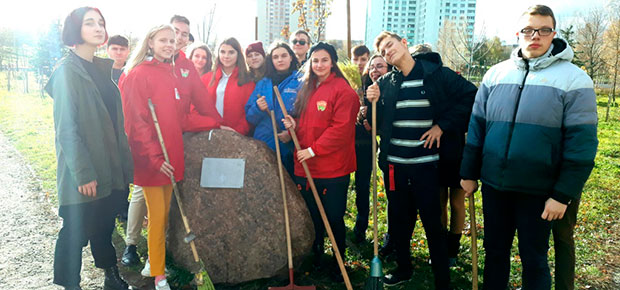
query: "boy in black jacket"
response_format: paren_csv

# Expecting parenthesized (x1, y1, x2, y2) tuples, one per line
(367, 31, 476, 289)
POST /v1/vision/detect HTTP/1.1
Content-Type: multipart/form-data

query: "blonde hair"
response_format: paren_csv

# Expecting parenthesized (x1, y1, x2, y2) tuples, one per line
(125, 24, 175, 73)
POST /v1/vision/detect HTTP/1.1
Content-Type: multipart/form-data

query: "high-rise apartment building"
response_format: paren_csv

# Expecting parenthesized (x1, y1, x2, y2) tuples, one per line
(257, 0, 291, 44)
(365, 0, 476, 49)
(257, 0, 328, 45)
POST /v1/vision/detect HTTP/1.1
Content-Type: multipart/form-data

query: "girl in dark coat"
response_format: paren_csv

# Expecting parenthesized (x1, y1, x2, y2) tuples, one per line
(46, 7, 133, 290)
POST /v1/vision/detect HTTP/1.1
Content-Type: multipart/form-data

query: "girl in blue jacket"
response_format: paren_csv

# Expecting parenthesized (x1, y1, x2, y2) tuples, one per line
(245, 42, 301, 176)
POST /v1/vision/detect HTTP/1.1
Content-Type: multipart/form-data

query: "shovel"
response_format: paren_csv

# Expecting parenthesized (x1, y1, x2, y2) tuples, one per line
(469, 196, 479, 290)
(148, 99, 215, 290)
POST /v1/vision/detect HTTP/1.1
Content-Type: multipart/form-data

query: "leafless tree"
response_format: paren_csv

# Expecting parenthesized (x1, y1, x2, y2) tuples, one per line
(603, 5, 620, 121)
(437, 19, 489, 81)
(291, 0, 333, 42)
(196, 2, 217, 45)
(576, 8, 607, 81)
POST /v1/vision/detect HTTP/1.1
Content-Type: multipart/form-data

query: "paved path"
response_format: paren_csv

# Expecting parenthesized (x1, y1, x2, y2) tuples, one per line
(0, 132, 102, 289)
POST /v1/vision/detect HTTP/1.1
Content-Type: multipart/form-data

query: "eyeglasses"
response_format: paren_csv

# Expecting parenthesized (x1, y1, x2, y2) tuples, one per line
(292, 39, 307, 46)
(369, 64, 386, 71)
(520, 28, 554, 37)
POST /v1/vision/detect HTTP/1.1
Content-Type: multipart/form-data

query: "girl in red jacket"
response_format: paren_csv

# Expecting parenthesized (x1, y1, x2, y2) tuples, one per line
(121, 24, 215, 290)
(283, 42, 359, 279)
(200, 37, 255, 135)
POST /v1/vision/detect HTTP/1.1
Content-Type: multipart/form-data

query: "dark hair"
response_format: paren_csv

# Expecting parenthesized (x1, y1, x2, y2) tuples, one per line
(351, 45, 370, 57)
(188, 43, 213, 75)
(211, 37, 251, 86)
(290, 29, 311, 44)
(523, 5, 556, 29)
(62, 7, 108, 46)
(361, 54, 392, 88)
(265, 42, 299, 79)
(374, 31, 402, 52)
(189, 33, 194, 42)
(108, 35, 128, 47)
(294, 44, 348, 116)
(170, 15, 190, 26)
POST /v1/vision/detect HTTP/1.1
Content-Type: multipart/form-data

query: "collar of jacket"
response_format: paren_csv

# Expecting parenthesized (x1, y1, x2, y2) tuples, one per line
(214, 65, 240, 81)
(317, 71, 337, 87)
(512, 38, 573, 71)
(141, 56, 174, 68)
(46, 50, 114, 98)
(382, 52, 443, 86)
(66, 50, 114, 80)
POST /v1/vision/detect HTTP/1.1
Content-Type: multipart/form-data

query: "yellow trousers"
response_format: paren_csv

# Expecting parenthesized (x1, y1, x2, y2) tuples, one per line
(142, 185, 173, 277)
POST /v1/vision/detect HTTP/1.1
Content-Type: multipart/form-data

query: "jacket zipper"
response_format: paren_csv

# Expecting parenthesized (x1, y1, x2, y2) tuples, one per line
(501, 59, 530, 186)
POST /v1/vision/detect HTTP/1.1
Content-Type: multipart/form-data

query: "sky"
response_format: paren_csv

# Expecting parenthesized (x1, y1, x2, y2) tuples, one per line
(1, 0, 611, 48)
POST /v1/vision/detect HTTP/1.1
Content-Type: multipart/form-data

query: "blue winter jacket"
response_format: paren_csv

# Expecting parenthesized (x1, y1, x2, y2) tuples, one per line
(460, 38, 598, 203)
(245, 72, 301, 157)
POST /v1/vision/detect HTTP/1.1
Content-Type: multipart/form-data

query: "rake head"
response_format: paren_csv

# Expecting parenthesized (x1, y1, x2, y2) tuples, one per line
(268, 269, 316, 290)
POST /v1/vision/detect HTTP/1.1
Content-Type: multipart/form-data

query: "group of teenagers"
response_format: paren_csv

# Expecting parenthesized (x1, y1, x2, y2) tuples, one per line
(46, 4, 598, 290)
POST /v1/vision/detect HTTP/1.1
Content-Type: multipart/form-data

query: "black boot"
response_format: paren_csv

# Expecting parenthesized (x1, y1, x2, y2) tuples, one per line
(447, 232, 462, 267)
(379, 233, 395, 258)
(104, 265, 129, 290)
(121, 245, 140, 266)
(312, 241, 324, 270)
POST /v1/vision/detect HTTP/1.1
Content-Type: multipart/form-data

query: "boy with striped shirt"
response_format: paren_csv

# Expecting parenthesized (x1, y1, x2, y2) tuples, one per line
(367, 31, 476, 288)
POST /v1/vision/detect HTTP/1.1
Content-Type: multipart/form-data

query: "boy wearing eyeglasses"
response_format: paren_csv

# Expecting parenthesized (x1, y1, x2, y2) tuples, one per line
(289, 29, 311, 65)
(460, 5, 598, 289)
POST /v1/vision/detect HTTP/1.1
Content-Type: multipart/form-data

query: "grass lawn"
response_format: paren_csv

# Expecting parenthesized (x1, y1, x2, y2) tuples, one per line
(1, 89, 618, 289)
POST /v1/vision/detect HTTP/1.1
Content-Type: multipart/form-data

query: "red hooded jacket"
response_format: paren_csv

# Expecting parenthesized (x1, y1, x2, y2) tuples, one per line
(293, 73, 358, 178)
(120, 57, 218, 186)
(190, 66, 255, 135)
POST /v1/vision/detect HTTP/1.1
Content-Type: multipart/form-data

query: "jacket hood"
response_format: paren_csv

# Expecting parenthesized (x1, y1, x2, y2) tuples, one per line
(511, 38, 573, 71)
(413, 52, 443, 76)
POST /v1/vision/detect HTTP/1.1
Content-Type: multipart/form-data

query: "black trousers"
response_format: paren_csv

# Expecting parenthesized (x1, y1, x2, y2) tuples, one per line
(353, 142, 373, 236)
(481, 184, 552, 290)
(294, 175, 350, 260)
(53, 190, 124, 287)
(385, 163, 450, 289)
(553, 198, 580, 290)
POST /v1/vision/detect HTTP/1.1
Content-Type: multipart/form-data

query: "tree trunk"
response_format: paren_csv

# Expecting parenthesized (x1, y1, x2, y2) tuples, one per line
(346, 0, 351, 59)
(7, 65, 11, 92)
(24, 70, 28, 94)
(607, 60, 618, 122)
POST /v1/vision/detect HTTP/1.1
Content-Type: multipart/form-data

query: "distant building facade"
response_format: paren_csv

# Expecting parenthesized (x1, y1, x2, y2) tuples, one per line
(257, 0, 291, 44)
(365, 0, 476, 49)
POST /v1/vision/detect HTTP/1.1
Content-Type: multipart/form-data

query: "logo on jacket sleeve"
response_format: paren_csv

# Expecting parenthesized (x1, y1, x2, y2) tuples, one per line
(180, 68, 190, 78)
(316, 100, 327, 111)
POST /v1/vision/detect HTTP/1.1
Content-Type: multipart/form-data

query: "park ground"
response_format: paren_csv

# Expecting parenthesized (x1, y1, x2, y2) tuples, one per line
(0, 84, 619, 289)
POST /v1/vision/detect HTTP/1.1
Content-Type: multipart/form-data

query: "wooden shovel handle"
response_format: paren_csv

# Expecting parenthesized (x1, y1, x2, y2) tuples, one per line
(269, 110, 294, 270)
(469, 196, 478, 290)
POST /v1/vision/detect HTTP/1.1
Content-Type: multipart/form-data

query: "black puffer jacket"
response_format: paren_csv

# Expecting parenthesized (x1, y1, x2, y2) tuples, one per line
(369, 52, 477, 170)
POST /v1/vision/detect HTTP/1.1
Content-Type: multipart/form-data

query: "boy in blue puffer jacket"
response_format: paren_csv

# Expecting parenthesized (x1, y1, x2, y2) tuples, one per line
(460, 5, 598, 289)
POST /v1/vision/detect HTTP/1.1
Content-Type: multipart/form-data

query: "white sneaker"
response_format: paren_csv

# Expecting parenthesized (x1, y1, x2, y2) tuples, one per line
(155, 278, 171, 290)
(141, 260, 151, 277)
(141, 259, 169, 277)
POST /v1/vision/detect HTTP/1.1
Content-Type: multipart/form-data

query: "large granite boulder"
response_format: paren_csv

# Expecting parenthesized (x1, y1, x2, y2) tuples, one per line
(167, 130, 314, 285)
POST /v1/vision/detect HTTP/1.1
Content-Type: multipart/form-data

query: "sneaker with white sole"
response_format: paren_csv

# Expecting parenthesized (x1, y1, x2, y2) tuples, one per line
(155, 278, 171, 290)
(141, 260, 151, 277)
(141, 260, 170, 277)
